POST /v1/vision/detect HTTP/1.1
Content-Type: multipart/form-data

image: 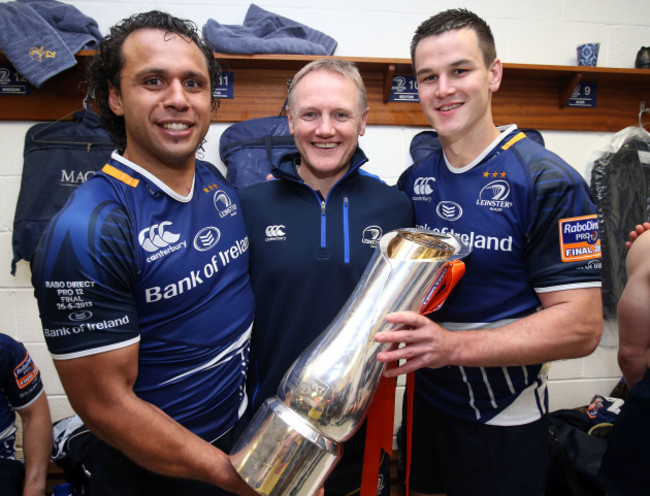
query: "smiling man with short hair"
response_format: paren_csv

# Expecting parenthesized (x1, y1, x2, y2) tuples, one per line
(239, 58, 413, 496)
(375, 9, 603, 496)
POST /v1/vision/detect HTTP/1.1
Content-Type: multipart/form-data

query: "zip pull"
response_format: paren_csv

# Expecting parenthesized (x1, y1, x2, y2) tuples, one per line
(320, 200, 327, 249)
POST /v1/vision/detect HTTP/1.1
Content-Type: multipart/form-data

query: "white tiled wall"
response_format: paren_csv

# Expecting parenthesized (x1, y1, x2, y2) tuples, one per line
(2, 0, 647, 434)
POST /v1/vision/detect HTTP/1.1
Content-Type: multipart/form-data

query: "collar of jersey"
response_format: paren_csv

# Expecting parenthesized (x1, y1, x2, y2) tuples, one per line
(442, 124, 519, 174)
(110, 151, 195, 203)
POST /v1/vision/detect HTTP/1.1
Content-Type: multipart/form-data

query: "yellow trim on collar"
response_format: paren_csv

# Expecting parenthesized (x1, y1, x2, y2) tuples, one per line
(102, 164, 140, 188)
(501, 132, 526, 150)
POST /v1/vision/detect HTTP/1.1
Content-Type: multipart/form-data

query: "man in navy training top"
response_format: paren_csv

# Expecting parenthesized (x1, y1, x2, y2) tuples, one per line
(374, 9, 603, 496)
(31, 11, 257, 496)
(239, 58, 413, 496)
(0, 333, 52, 496)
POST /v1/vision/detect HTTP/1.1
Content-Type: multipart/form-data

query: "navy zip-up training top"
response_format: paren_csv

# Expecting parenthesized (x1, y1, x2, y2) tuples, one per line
(239, 147, 414, 413)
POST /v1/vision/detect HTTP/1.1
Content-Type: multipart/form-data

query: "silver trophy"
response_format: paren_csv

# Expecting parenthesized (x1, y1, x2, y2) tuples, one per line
(230, 228, 470, 496)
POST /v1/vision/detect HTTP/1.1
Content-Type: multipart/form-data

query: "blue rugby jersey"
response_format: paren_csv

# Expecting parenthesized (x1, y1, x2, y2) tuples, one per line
(399, 126, 601, 425)
(0, 333, 44, 459)
(32, 153, 255, 441)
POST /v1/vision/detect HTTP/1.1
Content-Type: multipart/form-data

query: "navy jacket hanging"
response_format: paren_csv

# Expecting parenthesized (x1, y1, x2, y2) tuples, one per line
(219, 115, 296, 190)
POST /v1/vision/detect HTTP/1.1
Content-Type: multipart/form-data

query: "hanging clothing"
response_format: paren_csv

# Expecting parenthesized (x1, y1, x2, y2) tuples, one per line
(589, 126, 650, 320)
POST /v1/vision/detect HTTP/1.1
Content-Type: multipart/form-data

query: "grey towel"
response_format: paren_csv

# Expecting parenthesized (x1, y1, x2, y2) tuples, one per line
(202, 4, 337, 55)
(0, 0, 101, 88)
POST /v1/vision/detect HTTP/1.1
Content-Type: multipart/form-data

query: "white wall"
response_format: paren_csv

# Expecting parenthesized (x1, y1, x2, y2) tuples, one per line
(2, 0, 648, 428)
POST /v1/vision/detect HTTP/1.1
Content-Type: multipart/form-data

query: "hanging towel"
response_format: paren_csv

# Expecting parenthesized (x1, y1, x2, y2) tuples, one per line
(0, 0, 101, 88)
(202, 4, 337, 55)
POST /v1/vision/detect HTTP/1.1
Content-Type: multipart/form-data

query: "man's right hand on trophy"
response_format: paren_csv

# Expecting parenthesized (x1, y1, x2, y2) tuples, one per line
(374, 310, 457, 376)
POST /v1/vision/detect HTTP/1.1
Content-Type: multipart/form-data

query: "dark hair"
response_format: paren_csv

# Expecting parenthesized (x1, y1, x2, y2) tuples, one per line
(410, 9, 496, 68)
(86, 10, 220, 151)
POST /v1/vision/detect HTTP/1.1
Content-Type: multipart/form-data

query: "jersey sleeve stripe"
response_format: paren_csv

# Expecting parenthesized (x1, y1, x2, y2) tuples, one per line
(535, 281, 602, 293)
(50, 336, 140, 361)
(12, 388, 45, 410)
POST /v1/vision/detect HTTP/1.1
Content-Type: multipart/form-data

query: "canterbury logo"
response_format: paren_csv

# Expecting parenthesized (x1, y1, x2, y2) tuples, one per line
(414, 177, 435, 195)
(138, 221, 181, 252)
(265, 225, 286, 237)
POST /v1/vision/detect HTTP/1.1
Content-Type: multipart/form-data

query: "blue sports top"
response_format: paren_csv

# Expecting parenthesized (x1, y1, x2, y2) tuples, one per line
(0, 333, 44, 459)
(240, 147, 414, 413)
(398, 126, 602, 425)
(32, 153, 255, 442)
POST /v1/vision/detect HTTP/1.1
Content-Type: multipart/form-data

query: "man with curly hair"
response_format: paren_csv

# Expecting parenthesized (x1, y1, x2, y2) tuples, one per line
(31, 11, 257, 496)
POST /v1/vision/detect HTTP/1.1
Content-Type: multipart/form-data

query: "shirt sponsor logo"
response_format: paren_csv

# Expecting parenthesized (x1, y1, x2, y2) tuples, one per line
(193, 227, 221, 252)
(436, 201, 463, 221)
(559, 215, 601, 262)
(139, 221, 186, 263)
(214, 191, 238, 218)
(476, 180, 513, 211)
(362, 225, 383, 246)
(417, 224, 513, 253)
(412, 176, 435, 202)
(13, 354, 38, 390)
(44, 315, 131, 338)
(144, 236, 249, 303)
(265, 225, 286, 242)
